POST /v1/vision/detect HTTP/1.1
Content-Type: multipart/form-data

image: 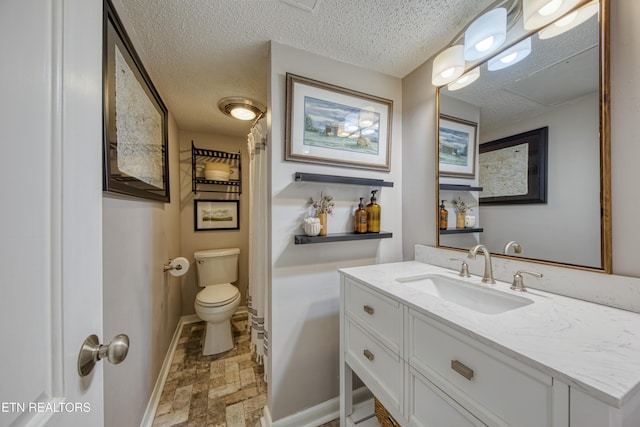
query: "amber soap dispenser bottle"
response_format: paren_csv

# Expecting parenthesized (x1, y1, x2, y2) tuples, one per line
(366, 190, 381, 233)
(354, 198, 368, 233)
(439, 200, 448, 230)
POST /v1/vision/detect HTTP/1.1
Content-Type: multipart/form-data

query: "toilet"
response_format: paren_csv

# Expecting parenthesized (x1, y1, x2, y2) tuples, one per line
(193, 248, 241, 355)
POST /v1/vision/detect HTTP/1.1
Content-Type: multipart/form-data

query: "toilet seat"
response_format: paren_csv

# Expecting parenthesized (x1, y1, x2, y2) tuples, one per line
(196, 283, 240, 307)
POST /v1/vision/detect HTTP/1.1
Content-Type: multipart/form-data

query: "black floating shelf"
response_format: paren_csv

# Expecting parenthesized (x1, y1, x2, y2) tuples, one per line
(439, 184, 483, 191)
(440, 228, 484, 235)
(295, 172, 393, 187)
(294, 231, 393, 244)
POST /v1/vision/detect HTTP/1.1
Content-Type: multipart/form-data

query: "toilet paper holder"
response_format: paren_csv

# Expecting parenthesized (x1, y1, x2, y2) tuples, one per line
(163, 261, 183, 273)
(163, 257, 190, 276)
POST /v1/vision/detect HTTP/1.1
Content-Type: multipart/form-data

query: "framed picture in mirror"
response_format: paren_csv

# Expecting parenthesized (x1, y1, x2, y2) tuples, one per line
(479, 126, 548, 205)
(439, 115, 477, 178)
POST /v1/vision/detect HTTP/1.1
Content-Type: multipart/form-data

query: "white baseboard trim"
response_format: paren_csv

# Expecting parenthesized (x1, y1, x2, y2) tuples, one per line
(139, 307, 250, 427)
(138, 315, 190, 427)
(181, 313, 200, 324)
(260, 387, 372, 427)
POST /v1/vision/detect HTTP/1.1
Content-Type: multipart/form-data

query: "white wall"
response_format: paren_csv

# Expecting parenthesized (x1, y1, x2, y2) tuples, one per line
(402, 57, 438, 258)
(610, 0, 640, 276)
(479, 94, 600, 267)
(402, 0, 640, 279)
(103, 113, 182, 427)
(102, 2, 183, 426)
(179, 131, 250, 314)
(268, 41, 403, 421)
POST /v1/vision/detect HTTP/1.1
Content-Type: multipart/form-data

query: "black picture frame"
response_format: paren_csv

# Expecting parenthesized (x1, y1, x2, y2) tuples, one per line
(103, 0, 170, 202)
(194, 200, 240, 231)
(479, 127, 548, 205)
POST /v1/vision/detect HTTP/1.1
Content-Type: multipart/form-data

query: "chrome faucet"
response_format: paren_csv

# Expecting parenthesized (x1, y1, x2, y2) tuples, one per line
(503, 240, 523, 255)
(468, 244, 495, 284)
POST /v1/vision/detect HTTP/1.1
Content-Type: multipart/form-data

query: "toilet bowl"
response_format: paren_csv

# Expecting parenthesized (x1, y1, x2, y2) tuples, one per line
(194, 283, 241, 355)
(194, 248, 241, 355)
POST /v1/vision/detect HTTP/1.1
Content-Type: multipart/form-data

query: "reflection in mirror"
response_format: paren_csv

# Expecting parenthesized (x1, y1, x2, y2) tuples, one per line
(437, 0, 610, 272)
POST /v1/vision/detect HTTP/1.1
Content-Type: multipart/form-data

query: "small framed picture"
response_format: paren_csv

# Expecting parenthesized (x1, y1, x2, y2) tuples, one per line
(439, 115, 478, 178)
(194, 200, 239, 231)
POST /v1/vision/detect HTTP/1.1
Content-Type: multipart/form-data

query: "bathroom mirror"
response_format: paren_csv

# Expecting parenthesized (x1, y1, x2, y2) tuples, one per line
(436, 0, 611, 272)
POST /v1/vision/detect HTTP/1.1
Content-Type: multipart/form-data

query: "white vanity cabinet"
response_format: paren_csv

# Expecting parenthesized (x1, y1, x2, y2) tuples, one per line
(340, 274, 568, 426)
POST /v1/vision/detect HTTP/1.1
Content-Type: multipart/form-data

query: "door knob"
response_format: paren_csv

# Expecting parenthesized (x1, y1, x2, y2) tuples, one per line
(77, 334, 129, 377)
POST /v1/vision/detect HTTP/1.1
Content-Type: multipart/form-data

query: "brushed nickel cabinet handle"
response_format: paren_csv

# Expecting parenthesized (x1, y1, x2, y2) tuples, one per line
(363, 349, 375, 361)
(451, 360, 474, 380)
(363, 305, 374, 315)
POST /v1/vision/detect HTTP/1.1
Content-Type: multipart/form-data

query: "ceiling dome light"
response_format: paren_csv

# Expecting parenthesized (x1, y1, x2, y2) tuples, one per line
(523, 0, 583, 30)
(432, 45, 465, 86)
(218, 97, 266, 121)
(538, 0, 599, 39)
(464, 8, 507, 61)
(488, 37, 532, 71)
(447, 67, 480, 91)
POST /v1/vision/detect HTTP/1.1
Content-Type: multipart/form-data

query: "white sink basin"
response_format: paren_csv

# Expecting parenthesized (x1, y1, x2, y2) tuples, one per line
(395, 274, 533, 315)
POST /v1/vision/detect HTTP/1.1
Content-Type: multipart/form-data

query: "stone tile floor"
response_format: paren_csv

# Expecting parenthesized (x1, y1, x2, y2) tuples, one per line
(152, 311, 341, 427)
(152, 312, 266, 427)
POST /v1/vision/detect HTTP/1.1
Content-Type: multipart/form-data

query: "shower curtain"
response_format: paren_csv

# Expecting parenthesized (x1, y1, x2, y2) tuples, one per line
(247, 118, 268, 381)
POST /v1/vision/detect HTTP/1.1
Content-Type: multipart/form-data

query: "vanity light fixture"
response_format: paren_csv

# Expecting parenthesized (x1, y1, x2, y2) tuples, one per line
(447, 67, 481, 91)
(538, 0, 598, 39)
(218, 97, 266, 121)
(432, 45, 465, 86)
(523, 0, 583, 30)
(488, 37, 532, 70)
(464, 8, 507, 61)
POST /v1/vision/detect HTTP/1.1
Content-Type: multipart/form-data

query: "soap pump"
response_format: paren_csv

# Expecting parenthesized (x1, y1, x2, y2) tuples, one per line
(366, 190, 381, 233)
(354, 197, 368, 233)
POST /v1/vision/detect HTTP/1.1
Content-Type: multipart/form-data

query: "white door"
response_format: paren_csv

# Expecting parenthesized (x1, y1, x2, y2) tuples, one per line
(0, 1, 106, 426)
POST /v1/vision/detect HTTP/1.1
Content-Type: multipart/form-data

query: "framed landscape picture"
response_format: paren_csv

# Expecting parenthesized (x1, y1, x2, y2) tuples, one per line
(285, 73, 393, 171)
(439, 115, 477, 178)
(194, 200, 240, 231)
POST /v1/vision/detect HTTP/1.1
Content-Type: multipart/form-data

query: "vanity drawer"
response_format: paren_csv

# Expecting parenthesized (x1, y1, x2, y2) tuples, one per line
(345, 318, 403, 415)
(408, 366, 486, 427)
(344, 277, 402, 355)
(408, 309, 553, 427)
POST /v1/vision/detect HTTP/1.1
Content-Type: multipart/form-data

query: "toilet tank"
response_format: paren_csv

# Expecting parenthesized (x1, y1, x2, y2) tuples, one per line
(194, 248, 239, 287)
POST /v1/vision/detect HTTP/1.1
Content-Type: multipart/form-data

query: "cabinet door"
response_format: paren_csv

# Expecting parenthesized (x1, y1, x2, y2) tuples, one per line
(408, 366, 486, 427)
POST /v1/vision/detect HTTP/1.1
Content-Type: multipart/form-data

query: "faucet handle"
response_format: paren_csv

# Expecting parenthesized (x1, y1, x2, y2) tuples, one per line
(510, 270, 543, 292)
(504, 240, 523, 254)
(450, 258, 471, 278)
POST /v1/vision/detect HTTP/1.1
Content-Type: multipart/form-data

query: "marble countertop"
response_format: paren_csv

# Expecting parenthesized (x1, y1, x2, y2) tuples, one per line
(339, 261, 640, 409)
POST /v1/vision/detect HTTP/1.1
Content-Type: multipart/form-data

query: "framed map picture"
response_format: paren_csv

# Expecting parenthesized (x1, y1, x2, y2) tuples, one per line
(479, 127, 548, 205)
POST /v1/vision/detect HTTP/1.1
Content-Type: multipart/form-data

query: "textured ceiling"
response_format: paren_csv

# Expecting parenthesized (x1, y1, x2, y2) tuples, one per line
(114, 0, 494, 136)
(441, 14, 599, 133)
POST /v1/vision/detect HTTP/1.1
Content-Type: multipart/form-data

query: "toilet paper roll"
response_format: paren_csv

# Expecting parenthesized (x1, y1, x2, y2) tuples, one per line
(167, 257, 189, 277)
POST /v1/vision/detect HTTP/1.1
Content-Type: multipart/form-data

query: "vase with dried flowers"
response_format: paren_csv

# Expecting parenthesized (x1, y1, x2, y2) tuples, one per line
(308, 192, 334, 236)
(453, 197, 474, 229)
